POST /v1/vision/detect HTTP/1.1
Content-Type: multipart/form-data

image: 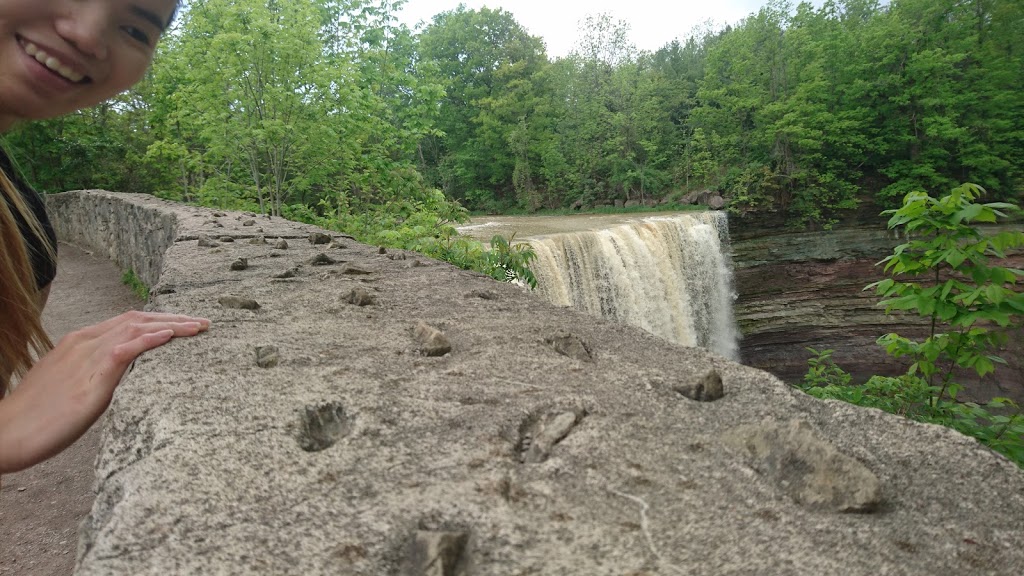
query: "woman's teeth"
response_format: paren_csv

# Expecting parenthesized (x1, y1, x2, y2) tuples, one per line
(22, 41, 85, 83)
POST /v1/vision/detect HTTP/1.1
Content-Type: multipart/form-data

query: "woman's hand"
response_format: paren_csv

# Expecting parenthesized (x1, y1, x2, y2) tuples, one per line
(0, 311, 210, 474)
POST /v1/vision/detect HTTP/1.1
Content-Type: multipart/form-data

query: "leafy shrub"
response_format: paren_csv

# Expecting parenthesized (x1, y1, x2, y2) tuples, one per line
(800, 183, 1024, 467)
(802, 347, 851, 388)
(485, 234, 537, 289)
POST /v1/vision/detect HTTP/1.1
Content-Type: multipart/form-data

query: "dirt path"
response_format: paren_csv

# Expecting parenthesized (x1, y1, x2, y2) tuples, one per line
(1, 244, 142, 576)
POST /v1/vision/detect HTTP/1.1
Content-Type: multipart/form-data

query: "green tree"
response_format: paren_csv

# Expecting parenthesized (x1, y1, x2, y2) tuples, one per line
(152, 0, 339, 215)
(546, 14, 676, 207)
(417, 5, 549, 208)
(869, 183, 1024, 402)
(2, 93, 156, 193)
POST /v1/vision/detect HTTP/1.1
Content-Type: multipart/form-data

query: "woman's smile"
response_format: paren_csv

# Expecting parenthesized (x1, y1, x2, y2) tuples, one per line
(19, 36, 88, 83)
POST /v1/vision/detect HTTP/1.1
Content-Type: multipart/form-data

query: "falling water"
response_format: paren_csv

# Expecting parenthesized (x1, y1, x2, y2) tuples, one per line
(526, 212, 740, 360)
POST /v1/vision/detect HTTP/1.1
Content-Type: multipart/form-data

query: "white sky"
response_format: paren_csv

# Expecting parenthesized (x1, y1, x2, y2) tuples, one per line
(397, 1, 825, 58)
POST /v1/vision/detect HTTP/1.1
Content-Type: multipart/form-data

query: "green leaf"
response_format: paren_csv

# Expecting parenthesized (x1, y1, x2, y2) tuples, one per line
(939, 279, 955, 301)
(953, 203, 982, 223)
(945, 249, 966, 268)
(985, 284, 1006, 304)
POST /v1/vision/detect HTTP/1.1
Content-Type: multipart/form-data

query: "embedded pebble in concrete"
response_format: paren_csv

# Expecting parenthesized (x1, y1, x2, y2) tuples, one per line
(197, 236, 219, 248)
(675, 369, 725, 402)
(344, 287, 376, 306)
(153, 284, 176, 295)
(212, 211, 226, 217)
(341, 264, 372, 275)
(296, 401, 351, 452)
(275, 238, 288, 249)
(724, 419, 882, 513)
(407, 531, 469, 576)
(242, 219, 256, 227)
(466, 290, 498, 300)
(273, 267, 298, 279)
(309, 253, 336, 266)
(248, 235, 266, 245)
(520, 411, 581, 464)
(309, 232, 332, 245)
(219, 236, 234, 243)
(544, 331, 592, 362)
(255, 345, 280, 368)
(414, 321, 451, 357)
(230, 258, 249, 271)
(329, 241, 346, 250)
(218, 295, 260, 310)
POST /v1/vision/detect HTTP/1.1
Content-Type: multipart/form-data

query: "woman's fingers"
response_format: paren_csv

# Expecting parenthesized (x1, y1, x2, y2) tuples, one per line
(101, 320, 207, 374)
(71, 311, 210, 342)
(109, 329, 176, 366)
(121, 320, 206, 340)
(64, 315, 209, 371)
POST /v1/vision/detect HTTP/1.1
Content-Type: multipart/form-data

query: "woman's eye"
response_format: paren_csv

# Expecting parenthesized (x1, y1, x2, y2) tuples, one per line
(122, 26, 152, 46)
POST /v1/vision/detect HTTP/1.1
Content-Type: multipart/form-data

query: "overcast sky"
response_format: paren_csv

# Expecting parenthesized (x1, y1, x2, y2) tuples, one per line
(397, 1, 826, 58)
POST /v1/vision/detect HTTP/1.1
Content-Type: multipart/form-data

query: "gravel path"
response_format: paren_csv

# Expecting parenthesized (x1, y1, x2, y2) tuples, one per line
(0, 244, 142, 576)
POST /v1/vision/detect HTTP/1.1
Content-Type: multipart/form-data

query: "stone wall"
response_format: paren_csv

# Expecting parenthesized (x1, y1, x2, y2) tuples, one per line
(47, 191, 1024, 575)
(46, 191, 178, 288)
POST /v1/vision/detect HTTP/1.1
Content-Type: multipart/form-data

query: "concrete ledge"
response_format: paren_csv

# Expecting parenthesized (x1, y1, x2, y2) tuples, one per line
(47, 191, 1024, 575)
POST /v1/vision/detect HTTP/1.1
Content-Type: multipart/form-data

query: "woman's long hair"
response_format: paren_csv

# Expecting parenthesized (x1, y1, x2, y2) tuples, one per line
(0, 167, 54, 395)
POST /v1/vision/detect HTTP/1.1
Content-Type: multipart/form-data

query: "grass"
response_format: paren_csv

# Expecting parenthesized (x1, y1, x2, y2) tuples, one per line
(121, 269, 150, 301)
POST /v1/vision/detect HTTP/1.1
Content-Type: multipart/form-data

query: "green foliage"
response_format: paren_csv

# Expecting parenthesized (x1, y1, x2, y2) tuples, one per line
(802, 348, 851, 388)
(416, 5, 548, 206)
(802, 372, 1024, 468)
(689, 0, 1024, 226)
(6, 0, 1022, 227)
(279, 187, 537, 289)
(120, 269, 150, 301)
(485, 235, 538, 289)
(868, 183, 1024, 402)
(802, 368, 1019, 463)
(800, 183, 1024, 467)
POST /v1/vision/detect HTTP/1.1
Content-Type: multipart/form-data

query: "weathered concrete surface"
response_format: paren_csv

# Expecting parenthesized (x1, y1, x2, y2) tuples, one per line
(44, 191, 1024, 575)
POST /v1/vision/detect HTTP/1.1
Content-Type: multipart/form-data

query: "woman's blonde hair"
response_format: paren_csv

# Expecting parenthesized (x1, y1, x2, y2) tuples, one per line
(0, 167, 54, 395)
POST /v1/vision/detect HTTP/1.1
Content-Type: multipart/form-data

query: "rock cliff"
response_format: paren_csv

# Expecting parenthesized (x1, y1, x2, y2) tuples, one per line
(732, 225, 1024, 404)
(44, 191, 1024, 575)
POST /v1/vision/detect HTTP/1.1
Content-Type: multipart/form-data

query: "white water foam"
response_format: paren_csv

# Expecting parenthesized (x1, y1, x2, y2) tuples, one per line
(527, 212, 740, 360)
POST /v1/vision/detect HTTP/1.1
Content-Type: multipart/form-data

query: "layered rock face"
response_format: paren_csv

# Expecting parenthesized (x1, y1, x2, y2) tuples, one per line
(732, 225, 1024, 403)
(44, 192, 1024, 575)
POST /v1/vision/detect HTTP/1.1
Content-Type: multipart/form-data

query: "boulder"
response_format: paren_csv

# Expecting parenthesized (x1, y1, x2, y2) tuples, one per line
(679, 188, 716, 205)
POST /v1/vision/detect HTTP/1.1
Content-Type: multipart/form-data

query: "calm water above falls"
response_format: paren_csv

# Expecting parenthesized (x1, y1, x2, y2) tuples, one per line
(458, 212, 740, 360)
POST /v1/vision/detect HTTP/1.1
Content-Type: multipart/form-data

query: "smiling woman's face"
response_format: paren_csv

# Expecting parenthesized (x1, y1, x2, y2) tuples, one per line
(0, 0, 177, 130)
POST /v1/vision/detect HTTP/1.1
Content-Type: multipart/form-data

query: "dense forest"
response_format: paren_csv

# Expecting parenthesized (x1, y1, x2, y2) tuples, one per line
(4, 0, 1022, 233)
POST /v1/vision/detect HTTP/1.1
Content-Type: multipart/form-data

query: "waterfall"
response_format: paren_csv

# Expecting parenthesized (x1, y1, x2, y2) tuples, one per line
(526, 212, 740, 360)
